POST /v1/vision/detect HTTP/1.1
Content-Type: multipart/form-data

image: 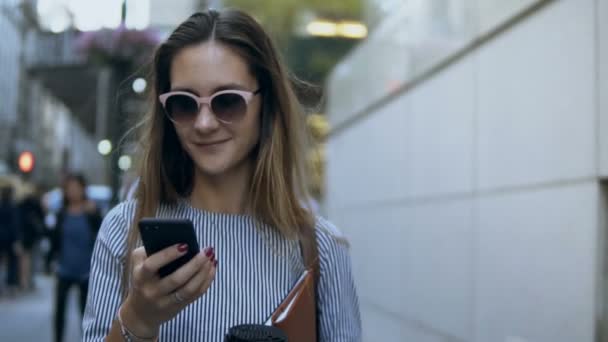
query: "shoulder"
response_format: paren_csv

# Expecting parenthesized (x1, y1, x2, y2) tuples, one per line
(313, 215, 351, 260)
(102, 200, 137, 227)
(95, 200, 137, 258)
(314, 215, 348, 244)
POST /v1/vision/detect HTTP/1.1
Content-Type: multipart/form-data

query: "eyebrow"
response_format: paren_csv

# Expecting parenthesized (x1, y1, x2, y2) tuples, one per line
(171, 83, 251, 95)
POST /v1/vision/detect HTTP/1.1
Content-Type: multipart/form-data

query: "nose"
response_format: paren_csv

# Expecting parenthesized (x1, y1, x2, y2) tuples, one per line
(193, 103, 220, 133)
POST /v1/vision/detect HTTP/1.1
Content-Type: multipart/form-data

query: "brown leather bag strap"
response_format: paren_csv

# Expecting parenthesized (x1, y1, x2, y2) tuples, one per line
(299, 223, 319, 340)
(300, 224, 319, 285)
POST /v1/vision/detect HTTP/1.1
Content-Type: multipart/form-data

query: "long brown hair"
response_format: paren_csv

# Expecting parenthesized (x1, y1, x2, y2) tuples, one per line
(122, 9, 314, 295)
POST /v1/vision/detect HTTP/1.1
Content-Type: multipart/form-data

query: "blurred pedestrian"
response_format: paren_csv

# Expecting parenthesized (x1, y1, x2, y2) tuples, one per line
(0, 184, 21, 298)
(17, 183, 45, 292)
(49, 173, 102, 342)
(84, 9, 361, 342)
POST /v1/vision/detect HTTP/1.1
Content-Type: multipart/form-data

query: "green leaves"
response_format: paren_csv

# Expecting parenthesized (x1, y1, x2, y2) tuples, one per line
(222, 0, 364, 84)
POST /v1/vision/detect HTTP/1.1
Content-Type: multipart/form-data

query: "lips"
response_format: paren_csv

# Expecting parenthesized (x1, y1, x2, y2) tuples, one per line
(192, 138, 230, 147)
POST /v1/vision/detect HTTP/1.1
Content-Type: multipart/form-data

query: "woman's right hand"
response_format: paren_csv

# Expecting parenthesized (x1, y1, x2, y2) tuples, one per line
(120, 244, 217, 337)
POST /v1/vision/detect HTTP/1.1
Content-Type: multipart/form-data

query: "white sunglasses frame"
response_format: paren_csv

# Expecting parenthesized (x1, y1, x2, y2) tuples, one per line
(158, 89, 261, 124)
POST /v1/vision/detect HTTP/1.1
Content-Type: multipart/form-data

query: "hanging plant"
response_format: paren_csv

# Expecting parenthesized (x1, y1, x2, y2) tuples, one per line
(74, 24, 161, 67)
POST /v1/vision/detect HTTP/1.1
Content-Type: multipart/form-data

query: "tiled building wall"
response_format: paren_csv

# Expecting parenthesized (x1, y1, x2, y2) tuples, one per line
(326, 1, 603, 341)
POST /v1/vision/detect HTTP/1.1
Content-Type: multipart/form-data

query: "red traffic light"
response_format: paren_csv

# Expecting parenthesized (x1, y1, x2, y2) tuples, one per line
(18, 151, 35, 173)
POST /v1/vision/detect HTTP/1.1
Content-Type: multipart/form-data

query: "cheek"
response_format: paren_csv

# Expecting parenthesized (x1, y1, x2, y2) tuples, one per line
(173, 126, 189, 147)
(242, 112, 261, 146)
(251, 113, 261, 140)
(249, 104, 262, 139)
(227, 106, 261, 146)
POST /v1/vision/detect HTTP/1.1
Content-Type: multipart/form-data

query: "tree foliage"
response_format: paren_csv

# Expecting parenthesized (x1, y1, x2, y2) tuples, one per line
(224, 0, 364, 37)
(222, 0, 364, 84)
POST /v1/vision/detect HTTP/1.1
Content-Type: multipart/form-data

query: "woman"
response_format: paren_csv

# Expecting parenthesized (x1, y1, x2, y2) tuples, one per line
(84, 9, 361, 342)
(50, 173, 102, 342)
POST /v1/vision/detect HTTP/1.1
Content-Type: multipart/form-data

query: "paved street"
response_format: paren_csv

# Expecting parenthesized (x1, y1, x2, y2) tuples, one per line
(0, 275, 83, 342)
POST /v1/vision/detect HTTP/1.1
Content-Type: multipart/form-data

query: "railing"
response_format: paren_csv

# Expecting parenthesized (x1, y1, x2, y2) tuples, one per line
(25, 30, 87, 69)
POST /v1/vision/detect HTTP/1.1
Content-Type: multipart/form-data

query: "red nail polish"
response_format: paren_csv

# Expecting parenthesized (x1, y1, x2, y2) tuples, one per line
(177, 244, 188, 252)
(205, 247, 214, 257)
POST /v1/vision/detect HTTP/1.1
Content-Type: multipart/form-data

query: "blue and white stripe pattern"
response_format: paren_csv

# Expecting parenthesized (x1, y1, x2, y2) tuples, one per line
(82, 200, 362, 341)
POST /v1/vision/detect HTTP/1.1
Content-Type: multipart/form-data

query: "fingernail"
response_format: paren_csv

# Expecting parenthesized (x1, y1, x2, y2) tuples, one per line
(210, 253, 215, 262)
(205, 247, 214, 257)
(177, 244, 188, 252)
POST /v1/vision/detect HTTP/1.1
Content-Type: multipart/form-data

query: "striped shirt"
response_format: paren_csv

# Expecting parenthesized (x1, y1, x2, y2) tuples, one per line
(82, 200, 362, 341)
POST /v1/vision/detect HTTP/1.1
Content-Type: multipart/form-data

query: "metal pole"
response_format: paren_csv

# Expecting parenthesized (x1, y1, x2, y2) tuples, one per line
(95, 68, 110, 142)
(121, 0, 127, 23)
(95, 67, 111, 185)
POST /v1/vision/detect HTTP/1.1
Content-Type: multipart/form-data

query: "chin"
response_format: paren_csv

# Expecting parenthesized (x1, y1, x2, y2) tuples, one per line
(187, 144, 254, 178)
(192, 158, 233, 177)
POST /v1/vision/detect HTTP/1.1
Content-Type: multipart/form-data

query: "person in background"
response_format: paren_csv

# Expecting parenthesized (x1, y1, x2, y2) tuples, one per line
(0, 185, 21, 298)
(83, 9, 361, 342)
(49, 173, 102, 342)
(17, 183, 45, 292)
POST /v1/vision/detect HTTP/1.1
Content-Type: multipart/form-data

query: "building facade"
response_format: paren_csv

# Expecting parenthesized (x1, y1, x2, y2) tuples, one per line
(0, 0, 24, 173)
(325, 0, 608, 341)
(0, 0, 106, 187)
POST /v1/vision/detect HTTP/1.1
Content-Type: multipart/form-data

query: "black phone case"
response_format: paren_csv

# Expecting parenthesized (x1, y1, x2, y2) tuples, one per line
(138, 218, 201, 278)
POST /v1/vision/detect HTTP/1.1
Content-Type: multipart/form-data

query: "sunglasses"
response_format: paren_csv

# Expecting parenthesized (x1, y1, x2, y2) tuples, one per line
(159, 88, 261, 124)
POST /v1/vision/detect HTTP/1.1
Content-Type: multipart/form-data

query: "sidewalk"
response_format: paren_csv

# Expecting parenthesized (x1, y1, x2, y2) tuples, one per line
(0, 275, 83, 342)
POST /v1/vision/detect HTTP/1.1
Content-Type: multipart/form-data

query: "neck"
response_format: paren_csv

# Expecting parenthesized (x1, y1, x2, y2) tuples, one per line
(189, 160, 253, 214)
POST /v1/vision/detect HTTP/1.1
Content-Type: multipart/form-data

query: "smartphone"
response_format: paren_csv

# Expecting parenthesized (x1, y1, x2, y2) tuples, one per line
(138, 218, 201, 278)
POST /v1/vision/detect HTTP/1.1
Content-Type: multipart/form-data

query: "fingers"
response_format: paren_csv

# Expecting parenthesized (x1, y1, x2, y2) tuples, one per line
(161, 264, 217, 308)
(156, 248, 213, 295)
(175, 252, 216, 301)
(131, 247, 148, 285)
(140, 244, 189, 278)
(193, 260, 217, 297)
(132, 247, 147, 266)
(131, 244, 217, 311)
(159, 250, 217, 307)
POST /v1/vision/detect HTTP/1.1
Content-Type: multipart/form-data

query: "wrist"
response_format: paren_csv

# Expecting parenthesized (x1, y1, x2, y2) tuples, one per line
(119, 299, 159, 340)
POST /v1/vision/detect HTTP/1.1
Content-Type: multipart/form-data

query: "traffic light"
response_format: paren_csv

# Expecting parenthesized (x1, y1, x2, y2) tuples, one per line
(18, 151, 35, 173)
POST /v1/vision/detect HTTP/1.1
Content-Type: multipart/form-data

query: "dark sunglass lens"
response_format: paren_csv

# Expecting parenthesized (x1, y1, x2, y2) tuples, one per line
(165, 95, 198, 122)
(212, 93, 247, 122)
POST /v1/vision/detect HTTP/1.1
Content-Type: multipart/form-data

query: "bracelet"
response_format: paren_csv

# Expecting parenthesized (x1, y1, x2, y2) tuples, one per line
(117, 306, 158, 342)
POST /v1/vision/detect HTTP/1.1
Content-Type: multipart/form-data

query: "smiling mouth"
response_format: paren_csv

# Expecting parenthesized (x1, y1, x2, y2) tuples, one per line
(194, 139, 230, 147)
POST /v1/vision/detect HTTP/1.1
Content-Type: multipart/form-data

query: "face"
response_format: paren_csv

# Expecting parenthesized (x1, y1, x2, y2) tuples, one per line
(166, 42, 262, 178)
(65, 179, 85, 203)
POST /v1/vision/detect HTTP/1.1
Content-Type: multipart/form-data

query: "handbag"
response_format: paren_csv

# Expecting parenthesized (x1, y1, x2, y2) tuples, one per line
(267, 226, 319, 342)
